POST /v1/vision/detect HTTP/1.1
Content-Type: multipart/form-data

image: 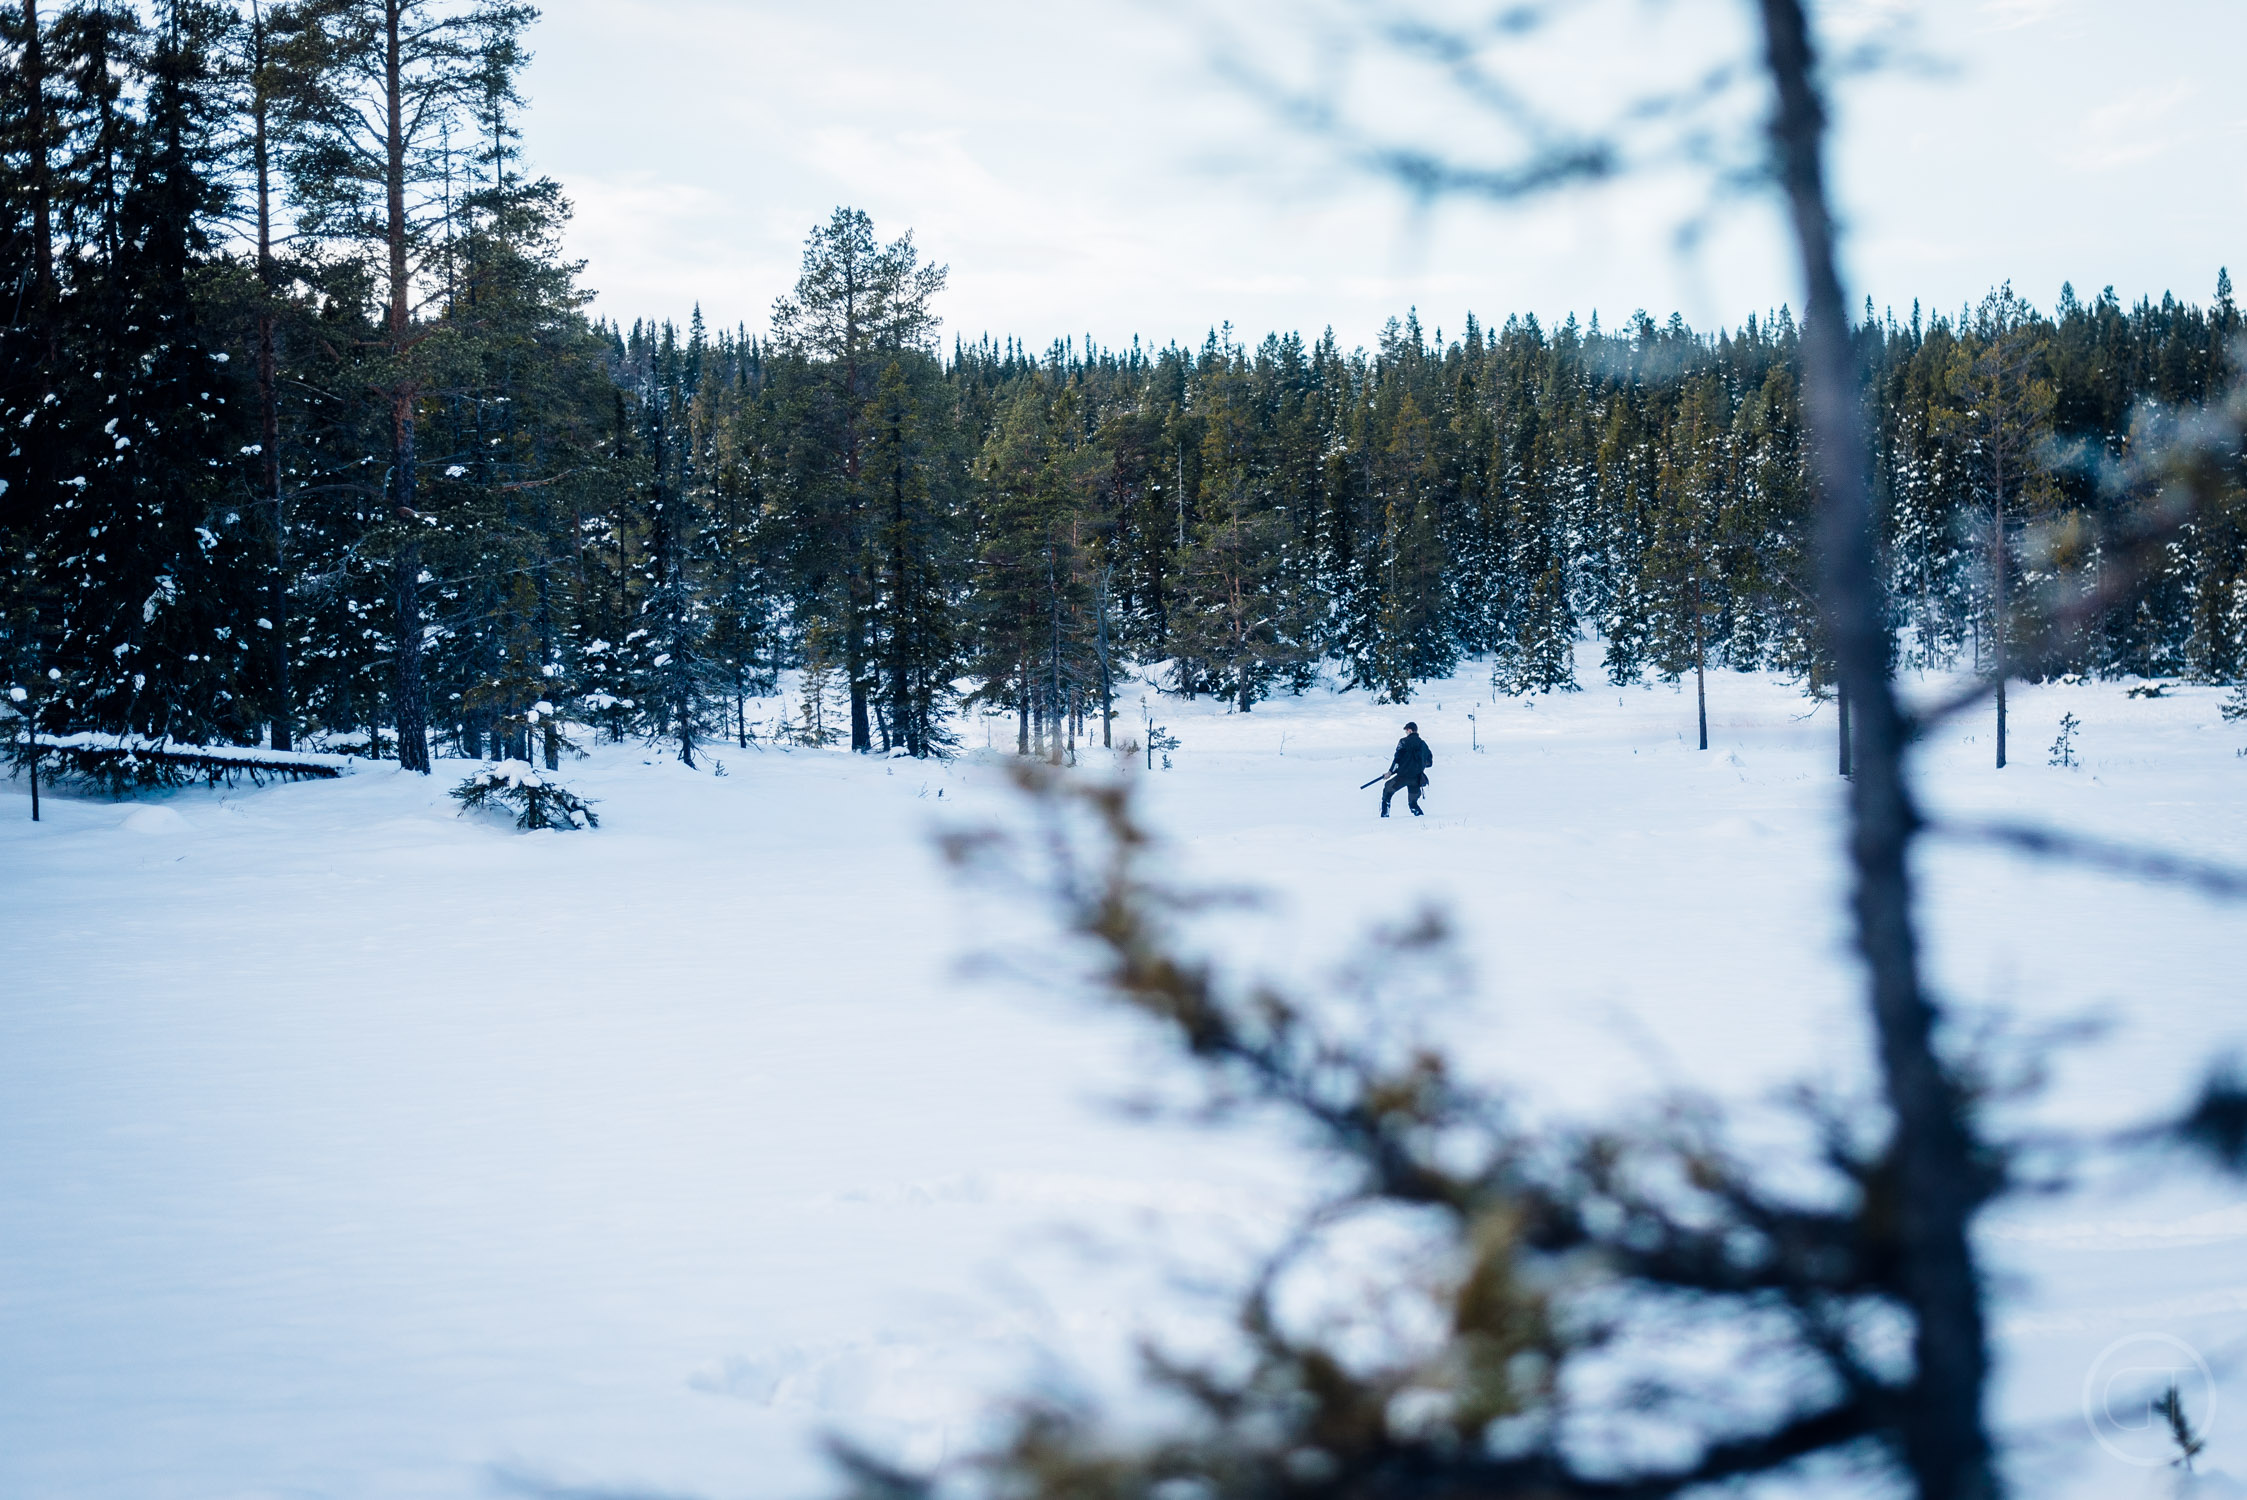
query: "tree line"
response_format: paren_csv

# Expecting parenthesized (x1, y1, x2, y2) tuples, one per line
(7, 1, 2246, 774)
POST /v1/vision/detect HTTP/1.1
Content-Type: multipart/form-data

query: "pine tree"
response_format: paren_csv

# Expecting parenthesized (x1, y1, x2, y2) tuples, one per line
(965, 380, 1076, 755)
(769, 207, 947, 753)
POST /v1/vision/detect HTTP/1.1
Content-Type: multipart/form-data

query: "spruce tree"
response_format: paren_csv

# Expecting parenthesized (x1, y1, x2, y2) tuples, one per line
(1173, 352, 1308, 710)
(699, 370, 779, 751)
(36, 0, 262, 744)
(1641, 372, 1732, 749)
(1935, 284, 2054, 768)
(967, 379, 1088, 754)
(1494, 400, 1579, 695)
(866, 358, 956, 756)
(634, 367, 714, 766)
(1366, 392, 1454, 701)
(1592, 391, 1657, 684)
(0, 0, 64, 699)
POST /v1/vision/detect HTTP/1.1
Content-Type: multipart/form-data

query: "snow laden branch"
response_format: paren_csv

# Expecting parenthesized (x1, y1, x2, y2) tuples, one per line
(888, 764, 1961, 1500)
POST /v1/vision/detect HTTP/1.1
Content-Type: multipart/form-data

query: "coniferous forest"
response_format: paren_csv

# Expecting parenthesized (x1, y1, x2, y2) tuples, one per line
(8, 1, 2247, 772)
(14, 7, 2247, 1499)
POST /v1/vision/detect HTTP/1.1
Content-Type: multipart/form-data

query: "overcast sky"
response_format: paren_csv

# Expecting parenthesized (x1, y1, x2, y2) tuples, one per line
(518, 0, 2247, 352)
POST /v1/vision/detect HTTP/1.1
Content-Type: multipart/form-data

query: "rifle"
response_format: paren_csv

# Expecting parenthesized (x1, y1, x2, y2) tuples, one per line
(1360, 765, 1396, 790)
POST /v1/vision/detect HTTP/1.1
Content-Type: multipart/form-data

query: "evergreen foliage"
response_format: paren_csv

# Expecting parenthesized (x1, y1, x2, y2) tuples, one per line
(7, 8, 2247, 771)
(449, 756, 595, 829)
(34, 1, 262, 744)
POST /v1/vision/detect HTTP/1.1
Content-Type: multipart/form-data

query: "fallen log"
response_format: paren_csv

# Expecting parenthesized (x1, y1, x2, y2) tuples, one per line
(11, 732, 358, 796)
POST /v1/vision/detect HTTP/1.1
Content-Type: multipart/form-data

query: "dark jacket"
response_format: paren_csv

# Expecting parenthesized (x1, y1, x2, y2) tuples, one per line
(1389, 733, 1433, 786)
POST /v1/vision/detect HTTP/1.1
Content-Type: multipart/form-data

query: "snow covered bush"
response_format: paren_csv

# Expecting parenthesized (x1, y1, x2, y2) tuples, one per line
(450, 761, 598, 831)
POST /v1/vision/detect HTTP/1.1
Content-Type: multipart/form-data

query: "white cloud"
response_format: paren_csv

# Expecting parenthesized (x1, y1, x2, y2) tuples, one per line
(1979, 0, 2070, 30)
(2073, 83, 2197, 172)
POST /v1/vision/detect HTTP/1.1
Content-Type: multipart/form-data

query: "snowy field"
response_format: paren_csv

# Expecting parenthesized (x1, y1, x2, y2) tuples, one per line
(3, 653, 2244, 1500)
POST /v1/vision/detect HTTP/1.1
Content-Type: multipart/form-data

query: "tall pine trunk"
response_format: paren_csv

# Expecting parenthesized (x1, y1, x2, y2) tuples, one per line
(252, 4, 290, 749)
(1693, 573, 1708, 751)
(1991, 448, 2007, 770)
(89, 10, 118, 261)
(887, 451, 913, 756)
(843, 333, 872, 754)
(383, 0, 430, 772)
(1097, 567, 1112, 749)
(21, 0, 58, 586)
(24, 0, 53, 338)
(847, 586, 870, 752)
(1048, 545, 1064, 765)
(538, 549, 559, 771)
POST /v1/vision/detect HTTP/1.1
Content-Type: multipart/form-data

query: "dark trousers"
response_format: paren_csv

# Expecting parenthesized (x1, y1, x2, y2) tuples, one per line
(1381, 773, 1422, 815)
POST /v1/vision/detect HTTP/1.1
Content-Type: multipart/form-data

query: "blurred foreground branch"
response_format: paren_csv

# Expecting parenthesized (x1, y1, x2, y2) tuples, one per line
(839, 6, 2247, 1500)
(1758, 0, 1995, 1493)
(896, 763, 1934, 1499)
(1930, 817, 2247, 902)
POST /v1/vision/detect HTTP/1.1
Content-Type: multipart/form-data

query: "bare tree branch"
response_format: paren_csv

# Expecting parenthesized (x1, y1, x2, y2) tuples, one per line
(1930, 817, 2247, 901)
(1757, 2, 1996, 1495)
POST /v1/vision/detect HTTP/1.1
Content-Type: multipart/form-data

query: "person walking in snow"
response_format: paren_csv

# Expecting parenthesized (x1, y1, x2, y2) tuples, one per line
(1380, 722, 1433, 818)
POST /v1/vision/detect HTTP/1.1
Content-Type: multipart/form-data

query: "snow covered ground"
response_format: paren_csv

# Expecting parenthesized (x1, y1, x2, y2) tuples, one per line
(3, 653, 2244, 1500)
